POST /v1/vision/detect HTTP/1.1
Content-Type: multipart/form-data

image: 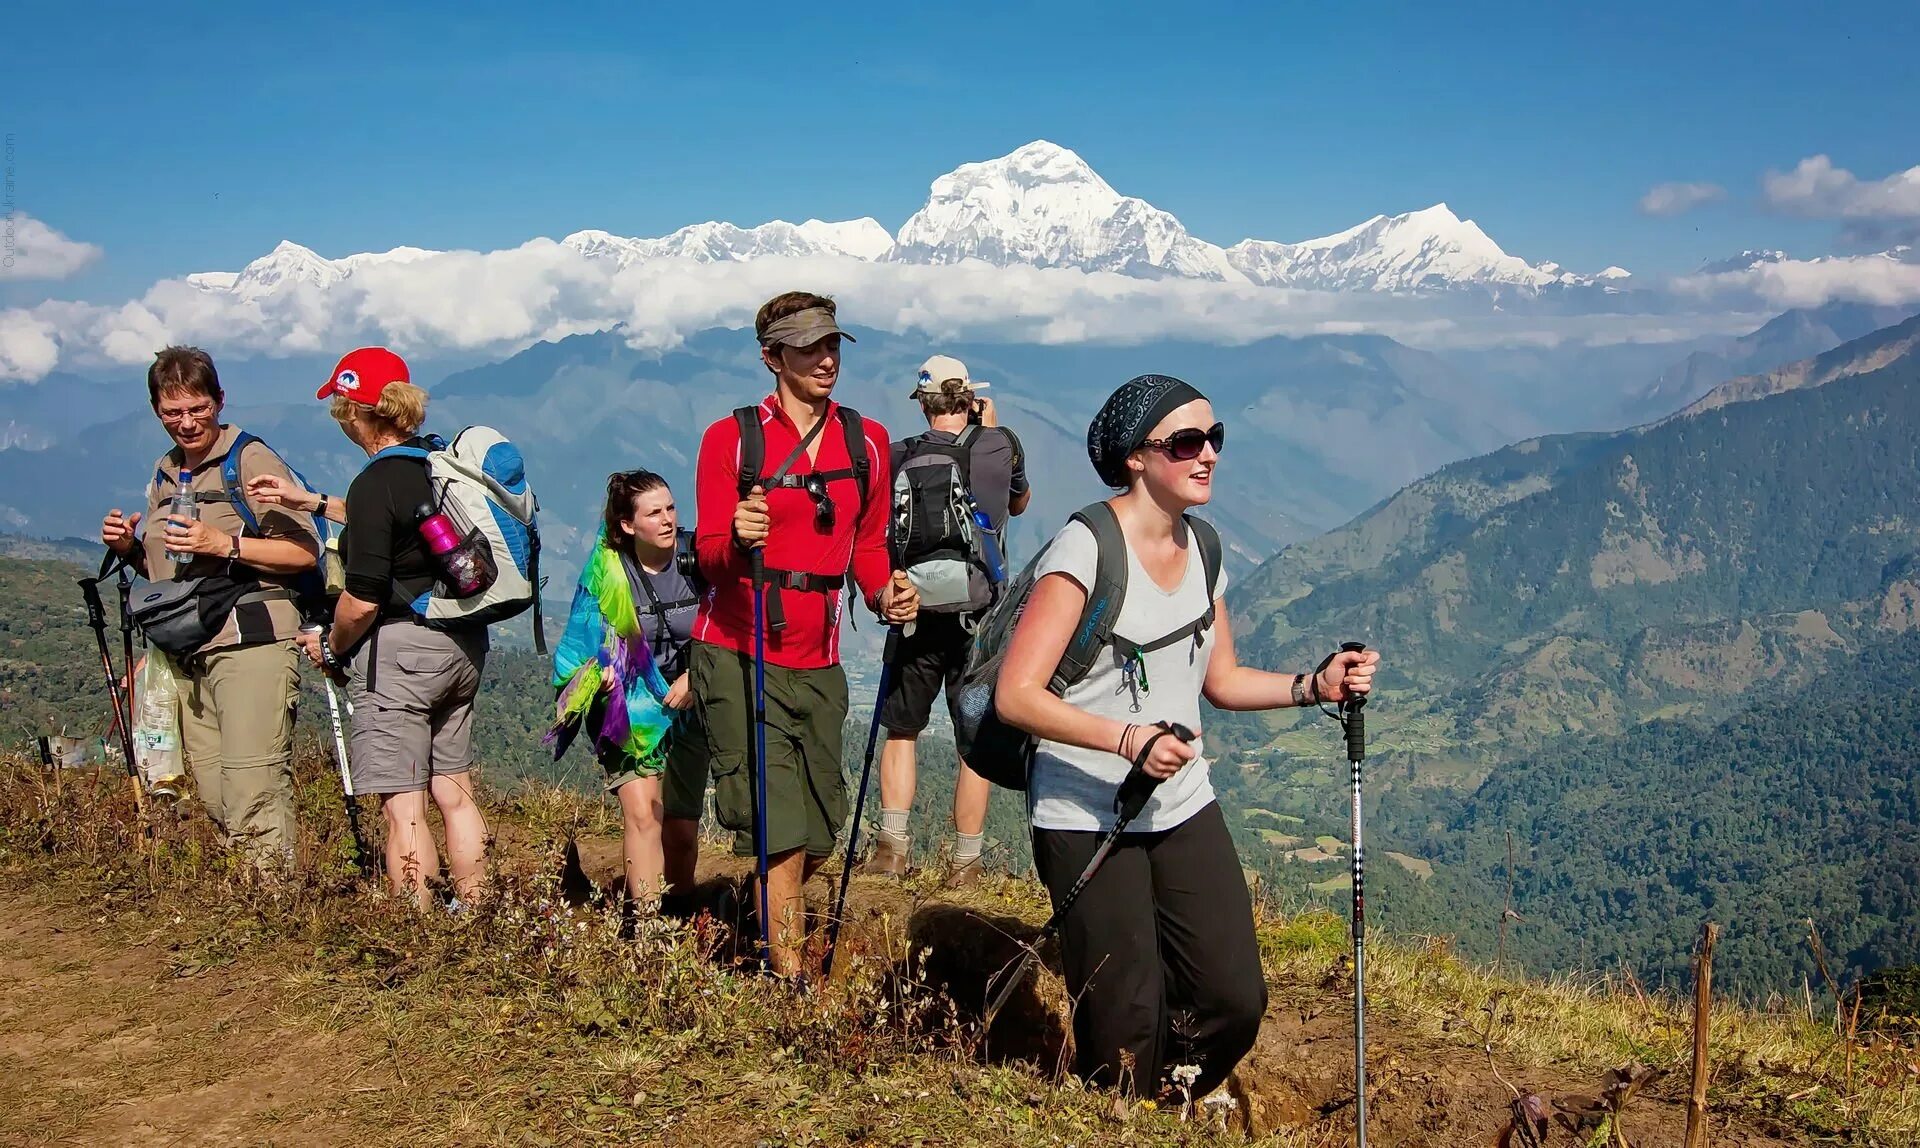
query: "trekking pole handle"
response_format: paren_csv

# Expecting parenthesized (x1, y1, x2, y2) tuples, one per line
(1337, 642, 1367, 761)
(1115, 721, 1195, 823)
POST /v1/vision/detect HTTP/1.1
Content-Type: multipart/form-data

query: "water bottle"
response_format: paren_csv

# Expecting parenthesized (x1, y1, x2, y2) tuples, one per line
(415, 502, 492, 597)
(165, 470, 196, 564)
(971, 504, 1006, 584)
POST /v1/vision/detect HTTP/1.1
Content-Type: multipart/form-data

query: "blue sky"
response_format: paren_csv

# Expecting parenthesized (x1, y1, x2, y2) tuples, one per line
(8, 0, 1917, 304)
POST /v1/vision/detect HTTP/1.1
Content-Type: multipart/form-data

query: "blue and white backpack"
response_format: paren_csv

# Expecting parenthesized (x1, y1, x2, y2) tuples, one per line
(373, 427, 546, 651)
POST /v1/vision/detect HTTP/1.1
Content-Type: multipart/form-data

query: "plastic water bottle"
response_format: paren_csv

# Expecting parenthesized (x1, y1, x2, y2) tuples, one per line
(415, 502, 492, 597)
(165, 469, 195, 564)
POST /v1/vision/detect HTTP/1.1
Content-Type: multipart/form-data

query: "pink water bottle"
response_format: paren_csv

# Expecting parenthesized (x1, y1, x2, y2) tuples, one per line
(415, 502, 492, 597)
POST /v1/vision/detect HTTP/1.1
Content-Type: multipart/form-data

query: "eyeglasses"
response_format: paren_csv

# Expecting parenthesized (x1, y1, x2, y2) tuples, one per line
(802, 473, 836, 531)
(157, 402, 217, 425)
(1139, 422, 1226, 462)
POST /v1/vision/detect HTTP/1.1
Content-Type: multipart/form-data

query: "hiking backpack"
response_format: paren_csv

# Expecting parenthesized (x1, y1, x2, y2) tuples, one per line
(370, 427, 546, 652)
(952, 502, 1223, 790)
(890, 427, 1005, 616)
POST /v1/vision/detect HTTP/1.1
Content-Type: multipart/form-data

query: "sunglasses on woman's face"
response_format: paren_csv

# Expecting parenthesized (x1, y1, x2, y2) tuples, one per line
(1140, 421, 1226, 462)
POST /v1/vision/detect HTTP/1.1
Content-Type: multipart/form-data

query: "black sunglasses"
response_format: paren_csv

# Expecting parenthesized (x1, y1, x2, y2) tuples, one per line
(1140, 421, 1226, 462)
(802, 473, 836, 531)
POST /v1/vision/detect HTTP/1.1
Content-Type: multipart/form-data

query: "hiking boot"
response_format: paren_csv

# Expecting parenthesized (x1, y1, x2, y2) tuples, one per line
(854, 834, 909, 878)
(943, 856, 984, 890)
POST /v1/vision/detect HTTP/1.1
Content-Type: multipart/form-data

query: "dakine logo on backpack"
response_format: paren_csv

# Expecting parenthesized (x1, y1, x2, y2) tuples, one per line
(367, 427, 546, 652)
(891, 426, 1006, 617)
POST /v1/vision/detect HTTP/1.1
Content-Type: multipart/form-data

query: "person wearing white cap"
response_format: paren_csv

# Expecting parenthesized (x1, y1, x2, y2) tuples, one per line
(861, 354, 1031, 885)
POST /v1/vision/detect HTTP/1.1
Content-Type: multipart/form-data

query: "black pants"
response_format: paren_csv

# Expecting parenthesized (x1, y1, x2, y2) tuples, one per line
(1032, 802, 1267, 1098)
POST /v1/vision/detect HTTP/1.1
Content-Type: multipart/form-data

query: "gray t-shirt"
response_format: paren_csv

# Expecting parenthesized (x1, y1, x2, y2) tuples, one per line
(633, 558, 700, 682)
(1027, 517, 1228, 833)
(891, 426, 1029, 530)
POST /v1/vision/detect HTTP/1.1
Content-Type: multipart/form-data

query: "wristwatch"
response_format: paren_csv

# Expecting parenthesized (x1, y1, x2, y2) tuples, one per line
(1291, 673, 1310, 707)
(227, 534, 242, 562)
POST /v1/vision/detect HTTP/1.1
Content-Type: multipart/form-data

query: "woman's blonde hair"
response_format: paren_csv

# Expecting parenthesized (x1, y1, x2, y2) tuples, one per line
(330, 382, 429, 436)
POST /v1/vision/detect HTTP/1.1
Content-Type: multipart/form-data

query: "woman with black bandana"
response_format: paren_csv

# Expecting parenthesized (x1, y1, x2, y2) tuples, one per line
(995, 373, 1381, 1099)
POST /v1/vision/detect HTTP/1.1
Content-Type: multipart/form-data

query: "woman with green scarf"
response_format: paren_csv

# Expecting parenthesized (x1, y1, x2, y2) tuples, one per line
(549, 470, 710, 913)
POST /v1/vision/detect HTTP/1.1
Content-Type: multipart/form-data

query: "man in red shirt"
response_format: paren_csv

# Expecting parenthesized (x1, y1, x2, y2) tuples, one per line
(689, 290, 918, 976)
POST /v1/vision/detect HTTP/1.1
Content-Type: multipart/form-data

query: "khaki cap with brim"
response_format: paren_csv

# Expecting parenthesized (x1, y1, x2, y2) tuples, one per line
(758, 307, 856, 348)
(913, 353, 990, 395)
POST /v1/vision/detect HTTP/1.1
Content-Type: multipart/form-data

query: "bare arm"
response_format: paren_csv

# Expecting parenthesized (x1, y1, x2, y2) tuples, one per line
(1201, 605, 1305, 711)
(1203, 611, 1382, 710)
(327, 591, 380, 662)
(1009, 488, 1032, 517)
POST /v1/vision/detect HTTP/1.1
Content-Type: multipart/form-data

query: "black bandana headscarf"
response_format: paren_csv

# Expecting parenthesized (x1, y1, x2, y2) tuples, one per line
(1086, 373, 1208, 488)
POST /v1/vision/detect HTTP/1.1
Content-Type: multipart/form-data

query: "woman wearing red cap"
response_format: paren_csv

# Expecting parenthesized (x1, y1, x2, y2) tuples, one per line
(273, 347, 492, 908)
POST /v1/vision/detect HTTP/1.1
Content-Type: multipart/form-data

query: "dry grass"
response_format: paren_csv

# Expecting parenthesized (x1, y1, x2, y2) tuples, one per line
(3, 751, 1916, 1144)
(1257, 912, 1920, 1142)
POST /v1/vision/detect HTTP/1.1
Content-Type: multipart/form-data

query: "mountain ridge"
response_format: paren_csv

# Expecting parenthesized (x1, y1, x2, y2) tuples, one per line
(185, 141, 1626, 298)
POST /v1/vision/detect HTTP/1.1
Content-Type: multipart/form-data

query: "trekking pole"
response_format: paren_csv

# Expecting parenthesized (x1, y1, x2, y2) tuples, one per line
(823, 623, 900, 979)
(303, 624, 369, 873)
(115, 563, 139, 757)
(747, 550, 774, 966)
(1336, 640, 1370, 1148)
(982, 721, 1195, 1029)
(79, 556, 149, 844)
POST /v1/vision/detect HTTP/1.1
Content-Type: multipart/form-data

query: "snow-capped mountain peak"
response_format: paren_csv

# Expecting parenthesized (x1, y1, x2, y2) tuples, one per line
(562, 217, 894, 269)
(1224, 202, 1592, 292)
(888, 140, 1246, 282)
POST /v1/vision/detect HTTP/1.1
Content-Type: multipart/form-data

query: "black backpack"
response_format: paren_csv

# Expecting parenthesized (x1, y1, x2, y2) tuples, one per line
(891, 426, 1000, 615)
(952, 502, 1223, 790)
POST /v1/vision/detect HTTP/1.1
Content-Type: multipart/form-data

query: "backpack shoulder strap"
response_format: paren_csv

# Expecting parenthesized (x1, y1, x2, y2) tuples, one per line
(1053, 501, 1128, 693)
(1187, 513, 1223, 602)
(837, 406, 871, 519)
(732, 406, 763, 499)
(220, 431, 263, 535)
(1188, 513, 1222, 635)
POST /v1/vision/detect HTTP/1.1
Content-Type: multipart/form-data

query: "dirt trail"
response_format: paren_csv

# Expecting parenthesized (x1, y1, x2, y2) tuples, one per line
(0, 891, 397, 1147)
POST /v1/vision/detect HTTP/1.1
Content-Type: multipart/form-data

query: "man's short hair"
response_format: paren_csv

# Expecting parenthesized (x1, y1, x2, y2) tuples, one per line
(918, 379, 975, 419)
(147, 346, 223, 409)
(754, 291, 837, 344)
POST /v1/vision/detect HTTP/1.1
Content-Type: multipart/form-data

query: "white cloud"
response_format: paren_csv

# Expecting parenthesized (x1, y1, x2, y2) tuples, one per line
(0, 310, 61, 378)
(1638, 181, 1726, 217)
(1763, 155, 1920, 222)
(1673, 250, 1920, 310)
(0, 239, 1828, 383)
(0, 213, 104, 281)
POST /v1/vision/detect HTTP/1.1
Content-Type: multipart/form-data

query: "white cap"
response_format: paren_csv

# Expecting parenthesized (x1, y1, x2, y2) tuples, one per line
(913, 354, 990, 395)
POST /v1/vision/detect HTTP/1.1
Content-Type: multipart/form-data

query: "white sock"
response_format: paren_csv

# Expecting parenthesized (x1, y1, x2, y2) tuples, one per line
(952, 831, 984, 864)
(879, 808, 910, 844)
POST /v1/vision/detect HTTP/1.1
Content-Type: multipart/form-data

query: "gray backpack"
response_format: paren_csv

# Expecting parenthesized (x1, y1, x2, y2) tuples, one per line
(891, 427, 1001, 615)
(951, 502, 1222, 790)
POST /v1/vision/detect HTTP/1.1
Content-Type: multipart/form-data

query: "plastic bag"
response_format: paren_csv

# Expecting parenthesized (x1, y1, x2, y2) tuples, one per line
(132, 651, 185, 789)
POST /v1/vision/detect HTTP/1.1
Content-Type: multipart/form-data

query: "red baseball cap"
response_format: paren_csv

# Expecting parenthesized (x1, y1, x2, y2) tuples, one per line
(318, 347, 410, 403)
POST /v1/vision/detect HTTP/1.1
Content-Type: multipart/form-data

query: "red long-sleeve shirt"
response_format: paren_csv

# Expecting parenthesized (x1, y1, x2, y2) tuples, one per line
(692, 395, 893, 669)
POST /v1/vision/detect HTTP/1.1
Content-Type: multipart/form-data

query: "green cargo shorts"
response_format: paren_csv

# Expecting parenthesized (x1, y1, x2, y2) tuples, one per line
(689, 640, 848, 859)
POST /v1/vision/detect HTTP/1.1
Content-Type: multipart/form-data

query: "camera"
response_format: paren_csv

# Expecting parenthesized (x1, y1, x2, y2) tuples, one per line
(967, 398, 985, 426)
(674, 527, 701, 584)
